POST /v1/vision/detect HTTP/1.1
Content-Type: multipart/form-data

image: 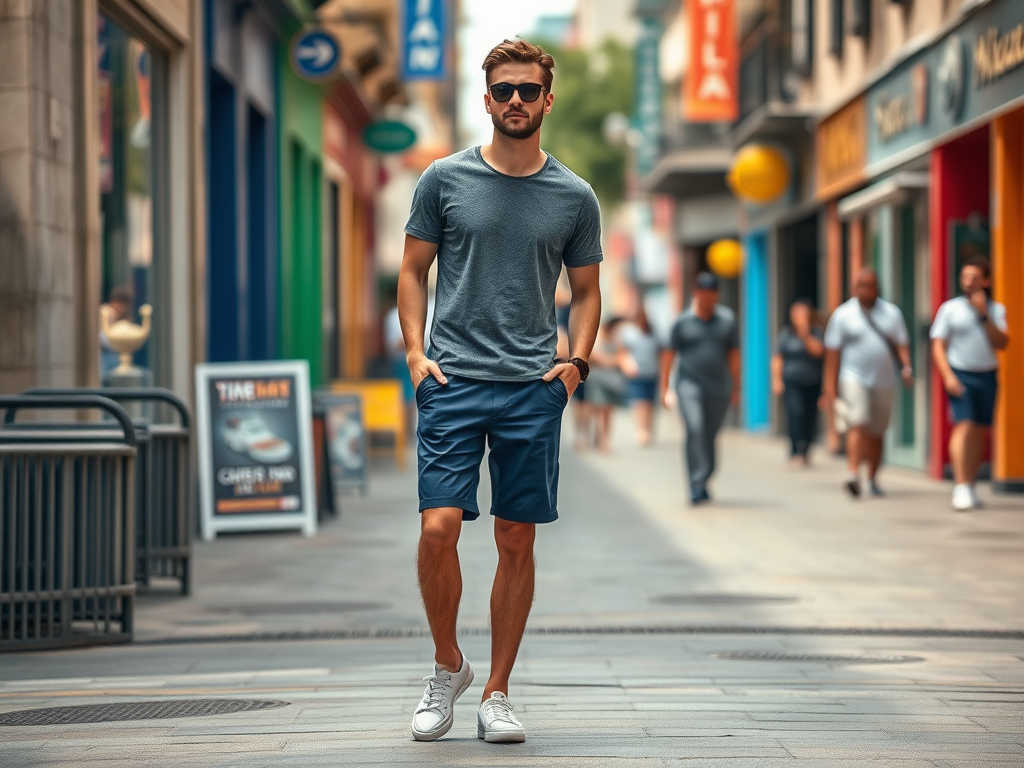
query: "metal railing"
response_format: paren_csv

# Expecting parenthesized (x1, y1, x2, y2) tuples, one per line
(14, 388, 193, 595)
(1, 395, 136, 651)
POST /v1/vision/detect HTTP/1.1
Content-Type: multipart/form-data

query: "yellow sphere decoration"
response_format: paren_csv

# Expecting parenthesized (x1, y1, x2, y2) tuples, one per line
(707, 239, 744, 279)
(728, 145, 790, 204)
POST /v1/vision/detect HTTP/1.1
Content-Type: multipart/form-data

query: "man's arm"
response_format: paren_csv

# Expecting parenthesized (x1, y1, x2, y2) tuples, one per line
(660, 349, 675, 409)
(543, 263, 600, 396)
(931, 338, 965, 397)
(728, 348, 740, 408)
(823, 348, 840, 401)
(397, 234, 445, 387)
(984, 315, 1011, 350)
(897, 343, 914, 387)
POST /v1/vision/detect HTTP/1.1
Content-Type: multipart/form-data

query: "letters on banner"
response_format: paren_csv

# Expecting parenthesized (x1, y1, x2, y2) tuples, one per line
(684, 0, 739, 122)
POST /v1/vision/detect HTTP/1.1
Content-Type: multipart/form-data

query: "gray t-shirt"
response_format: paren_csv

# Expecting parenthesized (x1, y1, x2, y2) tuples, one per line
(669, 305, 739, 395)
(405, 147, 603, 381)
(776, 326, 824, 386)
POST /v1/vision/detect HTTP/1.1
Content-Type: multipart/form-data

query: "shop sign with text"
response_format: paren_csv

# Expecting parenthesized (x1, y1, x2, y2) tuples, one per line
(684, 0, 738, 122)
(816, 96, 867, 200)
(866, 0, 1024, 167)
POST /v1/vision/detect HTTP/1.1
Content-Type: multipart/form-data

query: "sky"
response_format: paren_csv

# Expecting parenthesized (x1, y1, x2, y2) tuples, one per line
(457, 0, 577, 148)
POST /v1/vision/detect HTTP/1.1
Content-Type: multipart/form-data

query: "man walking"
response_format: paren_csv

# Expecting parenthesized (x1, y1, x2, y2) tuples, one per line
(823, 268, 913, 498)
(398, 39, 602, 744)
(931, 257, 1010, 511)
(660, 272, 740, 505)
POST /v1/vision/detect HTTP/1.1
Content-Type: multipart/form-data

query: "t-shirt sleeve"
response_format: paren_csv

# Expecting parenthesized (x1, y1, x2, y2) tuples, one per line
(404, 163, 444, 244)
(669, 319, 682, 351)
(929, 302, 950, 340)
(893, 307, 910, 345)
(993, 302, 1009, 332)
(727, 318, 740, 351)
(775, 327, 790, 354)
(823, 311, 843, 350)
(562, 187, 603, 268)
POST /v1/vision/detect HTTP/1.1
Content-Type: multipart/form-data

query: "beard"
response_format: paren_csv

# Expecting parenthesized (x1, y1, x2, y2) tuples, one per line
(492, 107, 544, 139)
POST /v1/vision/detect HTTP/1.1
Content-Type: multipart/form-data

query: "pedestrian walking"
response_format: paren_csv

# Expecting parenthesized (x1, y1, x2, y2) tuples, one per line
(930, 257, 1010, 511)
(397, 38, 602, 744)
(618, 306, 662, 446)
(659, 272, 740, 505)
(823, 268, 913, 498)
(771, 298, 825, 466)
(583, 317, 627, 452)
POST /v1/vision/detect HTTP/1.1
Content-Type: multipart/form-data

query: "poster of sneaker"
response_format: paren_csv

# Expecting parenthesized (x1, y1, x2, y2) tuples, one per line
(318, 392, 368, 500)
(195, 360, 317, 540)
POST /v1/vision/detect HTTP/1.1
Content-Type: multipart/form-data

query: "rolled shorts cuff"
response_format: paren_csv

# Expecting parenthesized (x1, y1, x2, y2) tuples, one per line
(491, 507, 559, 524)
(419, 497, 480, 521)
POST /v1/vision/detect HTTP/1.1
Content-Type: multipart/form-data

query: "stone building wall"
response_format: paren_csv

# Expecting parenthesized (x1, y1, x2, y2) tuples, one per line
(0, 0, 80, 394)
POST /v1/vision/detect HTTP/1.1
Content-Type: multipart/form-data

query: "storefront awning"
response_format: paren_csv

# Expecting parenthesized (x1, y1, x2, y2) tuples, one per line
(644, 147, 732, 199)
(837, 172, 929, 220)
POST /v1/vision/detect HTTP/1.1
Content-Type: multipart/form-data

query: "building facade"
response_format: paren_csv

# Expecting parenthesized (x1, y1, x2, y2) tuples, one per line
(0, 0, 204, 403)
(813, 0, 1024, 488)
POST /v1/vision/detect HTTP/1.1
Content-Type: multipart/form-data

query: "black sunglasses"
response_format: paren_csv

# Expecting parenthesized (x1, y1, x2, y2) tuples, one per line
(488, 82, 544, 103)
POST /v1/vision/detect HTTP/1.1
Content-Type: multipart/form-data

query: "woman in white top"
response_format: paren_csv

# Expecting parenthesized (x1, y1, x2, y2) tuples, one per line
(931, 257, 1011, 511)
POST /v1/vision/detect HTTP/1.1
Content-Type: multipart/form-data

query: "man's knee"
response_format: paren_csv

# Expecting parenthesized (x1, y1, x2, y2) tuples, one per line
(494, 520, 535, 561)
(420, 508, 462, 551)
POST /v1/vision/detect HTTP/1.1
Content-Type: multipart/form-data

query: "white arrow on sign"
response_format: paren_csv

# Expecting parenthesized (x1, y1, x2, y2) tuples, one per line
(297, 40, 336, 69)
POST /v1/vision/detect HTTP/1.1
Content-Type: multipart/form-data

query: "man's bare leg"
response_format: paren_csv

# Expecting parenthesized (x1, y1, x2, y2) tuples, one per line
(418, 507, 465, 671)
(865, 434, 884, 482)
(951, 421, 984, 485)
(846, 426, 863, 474)
(482, 519, 536, 701)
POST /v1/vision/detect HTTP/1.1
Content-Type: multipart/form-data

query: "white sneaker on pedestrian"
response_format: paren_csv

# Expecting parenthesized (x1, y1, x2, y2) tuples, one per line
(952, 484, 976, 512)
(969, 485, 985, 508)
(477, 691, 526, 743)
(411, 657, 474, 741)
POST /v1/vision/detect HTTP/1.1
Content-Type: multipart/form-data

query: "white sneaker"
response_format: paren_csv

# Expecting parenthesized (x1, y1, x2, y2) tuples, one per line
(477, 691, 526, 743)
(411, 657, 474, 741)
(952, 484, 976, 512)
(969, 485, 985, 508)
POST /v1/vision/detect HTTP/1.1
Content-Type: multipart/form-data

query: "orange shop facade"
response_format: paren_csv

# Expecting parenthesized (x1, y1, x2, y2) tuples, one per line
(815, 0, 1024, 490)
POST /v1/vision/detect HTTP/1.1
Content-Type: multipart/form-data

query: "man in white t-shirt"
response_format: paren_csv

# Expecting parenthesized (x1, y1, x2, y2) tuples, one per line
(930, 257, 1011, 511)
(824, 268, 913, 498)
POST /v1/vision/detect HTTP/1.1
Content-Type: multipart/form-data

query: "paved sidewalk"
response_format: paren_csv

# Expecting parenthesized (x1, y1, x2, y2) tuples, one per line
(1, 411, 1022, 767)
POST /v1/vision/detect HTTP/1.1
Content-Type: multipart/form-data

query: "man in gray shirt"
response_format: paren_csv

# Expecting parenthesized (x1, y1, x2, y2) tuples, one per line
(399, 39, 602, 745)
(660, 272, 740, 504)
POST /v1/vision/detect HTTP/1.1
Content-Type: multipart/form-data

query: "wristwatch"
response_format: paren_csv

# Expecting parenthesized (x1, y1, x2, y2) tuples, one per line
(567, 357, 590, 382)
(978, 314, 989, 324)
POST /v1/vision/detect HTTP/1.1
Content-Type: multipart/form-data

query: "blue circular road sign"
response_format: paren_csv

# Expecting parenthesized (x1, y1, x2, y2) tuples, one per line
(290, 29, 341, 82)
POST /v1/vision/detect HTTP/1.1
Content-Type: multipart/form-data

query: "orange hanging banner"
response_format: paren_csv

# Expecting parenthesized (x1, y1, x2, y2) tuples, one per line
(684, 0, 738, 122)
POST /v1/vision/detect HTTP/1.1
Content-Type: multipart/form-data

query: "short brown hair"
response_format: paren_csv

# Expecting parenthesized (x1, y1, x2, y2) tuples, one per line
(963, 256, 991, 279)
(481, 39, 554, 93)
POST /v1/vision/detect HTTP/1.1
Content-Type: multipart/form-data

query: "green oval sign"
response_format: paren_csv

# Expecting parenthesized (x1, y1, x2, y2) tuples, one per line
(362, 120, 417, 153)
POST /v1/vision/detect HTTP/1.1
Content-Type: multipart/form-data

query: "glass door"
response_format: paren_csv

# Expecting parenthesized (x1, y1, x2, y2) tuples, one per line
(97, 13, 166, 382)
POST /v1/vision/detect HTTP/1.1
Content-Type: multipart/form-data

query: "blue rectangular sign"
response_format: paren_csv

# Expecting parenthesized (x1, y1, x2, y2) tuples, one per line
(403, 0, 447, 81)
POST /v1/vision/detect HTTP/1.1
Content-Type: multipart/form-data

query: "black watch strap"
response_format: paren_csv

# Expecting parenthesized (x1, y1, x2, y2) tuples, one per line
(567, 357, 590, 382)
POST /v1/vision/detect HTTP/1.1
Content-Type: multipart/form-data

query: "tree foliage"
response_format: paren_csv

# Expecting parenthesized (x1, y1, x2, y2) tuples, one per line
(537, 38, 634, 208)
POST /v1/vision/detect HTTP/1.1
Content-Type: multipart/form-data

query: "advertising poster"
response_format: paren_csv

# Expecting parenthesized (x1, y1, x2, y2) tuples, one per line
(319, 393, 368, 499)
(196, 361, 317, 540)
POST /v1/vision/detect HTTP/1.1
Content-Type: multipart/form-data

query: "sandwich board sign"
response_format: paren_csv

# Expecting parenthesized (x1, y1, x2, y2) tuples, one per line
(317, 392, 368, 499)
(195, 360, 317, 540)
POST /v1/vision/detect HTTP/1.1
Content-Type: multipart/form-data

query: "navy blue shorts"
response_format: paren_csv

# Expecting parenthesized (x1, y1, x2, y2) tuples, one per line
(949, 368, 998, 426)
(626, 377, 657, 403)
(415, 374, 568, 523)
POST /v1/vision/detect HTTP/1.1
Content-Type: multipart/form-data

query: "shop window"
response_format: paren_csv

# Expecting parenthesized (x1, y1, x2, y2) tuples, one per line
(829, 0, 844, 58)
(97, 14, 166, 381)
